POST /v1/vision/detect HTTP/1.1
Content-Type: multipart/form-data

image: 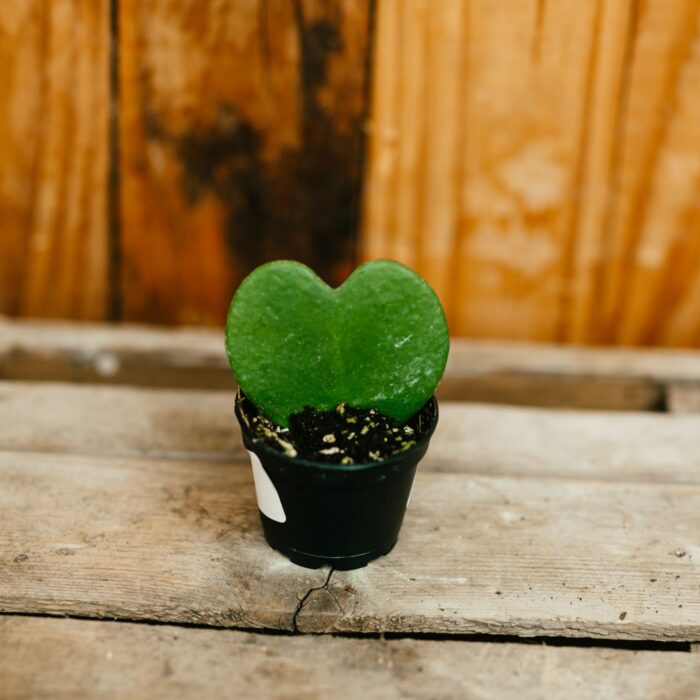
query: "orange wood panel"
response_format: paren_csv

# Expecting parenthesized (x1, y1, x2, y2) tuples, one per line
(119, 0, 372, 325)
(567, 0, 700, 346)
(600, 1, 700, 346)
(363, 0, 605, 340)
(362, 0, 700, 346)
(0, 0, 110, 319)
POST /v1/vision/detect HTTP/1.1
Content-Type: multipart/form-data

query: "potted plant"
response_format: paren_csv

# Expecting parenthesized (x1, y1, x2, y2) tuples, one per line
(225, 259, 449, 570)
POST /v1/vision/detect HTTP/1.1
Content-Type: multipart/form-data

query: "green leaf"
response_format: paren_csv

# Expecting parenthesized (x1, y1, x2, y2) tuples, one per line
(225, 259, 449, 427)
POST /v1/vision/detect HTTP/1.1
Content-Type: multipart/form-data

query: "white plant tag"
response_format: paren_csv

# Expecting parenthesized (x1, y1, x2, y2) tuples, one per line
(248, 451, 286, 523)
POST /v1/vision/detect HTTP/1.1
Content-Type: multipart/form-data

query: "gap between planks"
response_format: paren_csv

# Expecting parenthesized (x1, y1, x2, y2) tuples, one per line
(5, 317, 700, 409)
(0, 610, 691, 651)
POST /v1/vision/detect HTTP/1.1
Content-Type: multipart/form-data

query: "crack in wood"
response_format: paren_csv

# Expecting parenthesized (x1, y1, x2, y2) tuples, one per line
(292, 567, 336, 633)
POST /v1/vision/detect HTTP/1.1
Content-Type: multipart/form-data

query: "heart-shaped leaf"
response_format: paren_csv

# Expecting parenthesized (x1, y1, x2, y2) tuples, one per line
(225, 259, 449, 427)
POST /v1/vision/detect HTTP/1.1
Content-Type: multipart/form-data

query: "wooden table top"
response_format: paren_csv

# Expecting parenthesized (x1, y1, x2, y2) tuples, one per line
(2, 317, 700, 698)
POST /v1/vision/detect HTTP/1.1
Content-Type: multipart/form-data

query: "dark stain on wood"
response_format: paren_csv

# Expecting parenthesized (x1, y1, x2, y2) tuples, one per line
(293, 1, 366, 286)
(143, 3, 371, 289)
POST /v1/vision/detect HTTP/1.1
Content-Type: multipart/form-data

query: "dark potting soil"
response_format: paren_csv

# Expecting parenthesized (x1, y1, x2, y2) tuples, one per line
(237, 391, 433, 465)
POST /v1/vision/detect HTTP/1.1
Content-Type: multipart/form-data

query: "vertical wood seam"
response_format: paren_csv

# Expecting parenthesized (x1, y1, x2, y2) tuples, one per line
(414, 4, 430, 276)
(532, 0, 546, 62)
(108, 0, 122, 321)
(557, 0, 603, 342)
(591, 0, 641, 343)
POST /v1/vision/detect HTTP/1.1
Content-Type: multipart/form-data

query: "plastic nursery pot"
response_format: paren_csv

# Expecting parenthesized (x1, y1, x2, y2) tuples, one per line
(235, 395, 439, 571)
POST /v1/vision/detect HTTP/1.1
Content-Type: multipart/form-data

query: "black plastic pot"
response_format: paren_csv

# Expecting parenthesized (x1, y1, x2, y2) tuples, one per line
(235, 395, 439, 570)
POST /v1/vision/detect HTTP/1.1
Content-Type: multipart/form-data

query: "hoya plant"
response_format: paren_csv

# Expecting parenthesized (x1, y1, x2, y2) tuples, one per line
(225, 259, 449, 455)
(226, 258, 449, 568)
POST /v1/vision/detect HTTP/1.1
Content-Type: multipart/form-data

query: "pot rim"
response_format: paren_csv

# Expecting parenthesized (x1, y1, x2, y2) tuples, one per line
(235, 391, 439, 474)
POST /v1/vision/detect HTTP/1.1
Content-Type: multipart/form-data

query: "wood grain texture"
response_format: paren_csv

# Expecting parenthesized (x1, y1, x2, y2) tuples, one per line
(362, 0, 700, 347)
(119, 0, 371, 325)
(300, 472, 700, 640)
(0, 382, 242, 461)
(3, 450, 700, 641)
(0, 0, 110, 319)
(5, 318, 700, 408)
(429, 402, 700, 483)
(597, 0, 700, 347)
(0, 451, 327, 631)
(2, 616, 699, 700)
(4, 381, 700, 486)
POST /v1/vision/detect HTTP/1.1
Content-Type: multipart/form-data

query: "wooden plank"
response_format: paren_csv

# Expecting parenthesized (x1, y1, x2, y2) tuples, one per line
(0, 0, 110, 319)
(2, 616, 699, 700)
(300, 472, 700, 639)
(6, 318, 700, 408)
(0, 382, 242, 461)
(4, 382, 700, 486)
(118, 0, 371, 325)
(429, 402, 700, 483)
(3, 451, 700, 641)
(0, 451, 326, 631)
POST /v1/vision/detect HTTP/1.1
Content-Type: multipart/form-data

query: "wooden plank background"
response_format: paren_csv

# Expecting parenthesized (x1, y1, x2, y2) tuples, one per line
(0, 0, 110, 319)
(1, 0, 700, 343)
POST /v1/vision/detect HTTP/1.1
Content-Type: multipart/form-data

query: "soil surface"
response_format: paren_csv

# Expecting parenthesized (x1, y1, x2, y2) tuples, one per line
(236, 392, 433, 464)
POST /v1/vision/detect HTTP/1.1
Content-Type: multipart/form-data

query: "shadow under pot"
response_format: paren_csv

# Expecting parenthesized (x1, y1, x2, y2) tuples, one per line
(235, 393, 439, 571)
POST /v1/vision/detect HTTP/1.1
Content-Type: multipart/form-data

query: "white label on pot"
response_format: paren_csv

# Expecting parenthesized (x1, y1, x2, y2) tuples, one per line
(248, 451, 286, 523)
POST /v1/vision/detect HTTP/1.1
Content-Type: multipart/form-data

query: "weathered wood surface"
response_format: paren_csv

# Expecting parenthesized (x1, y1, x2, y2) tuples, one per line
(3, 450, 700, 641)
(431, 401, 700, 483)
(0, 0, 110, 320)
(2, 616, 698, 700)
(445, 338, 700, 386)
(303, 473, 700, 639)
(0, 450, 326, 630)
(362, 0, 700, 346)
(3, 381, 700, 485)
(119, 0, 371, 324)
(0, 318, 232, 389)
(4, 318, 700, 408)
(0, 382, 241, 461)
